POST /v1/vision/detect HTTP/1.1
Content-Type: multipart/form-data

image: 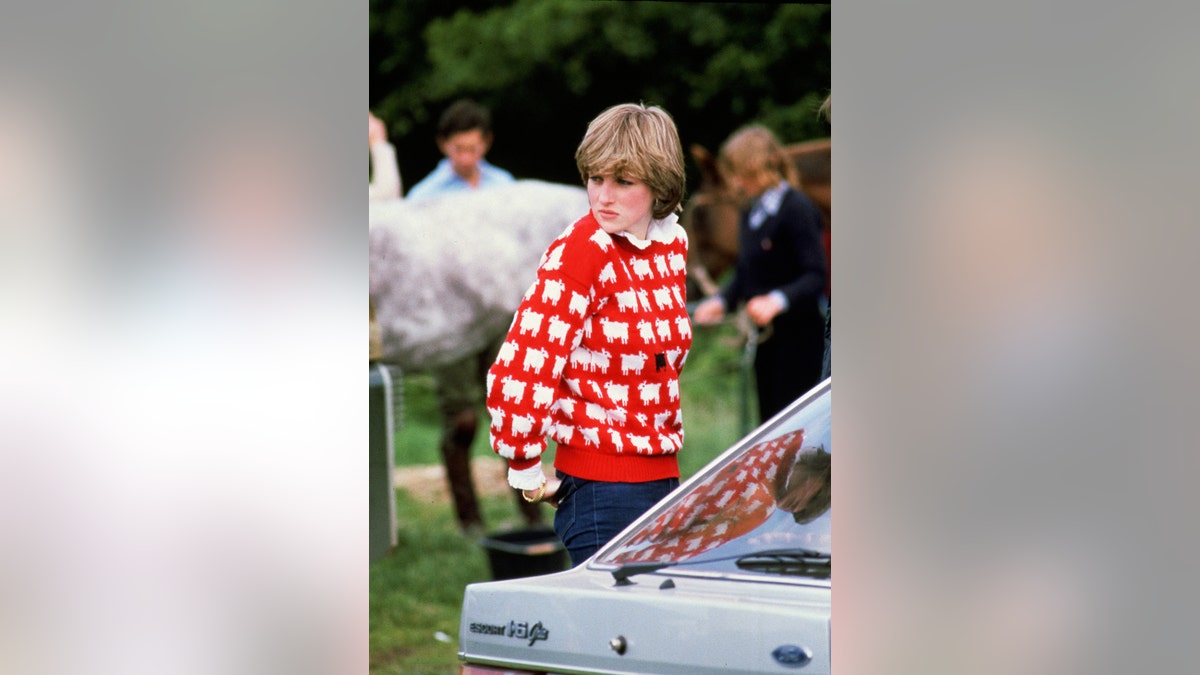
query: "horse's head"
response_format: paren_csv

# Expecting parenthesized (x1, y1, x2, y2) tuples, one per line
(784, 138, 832, 226)
(680, 144, 746, 299)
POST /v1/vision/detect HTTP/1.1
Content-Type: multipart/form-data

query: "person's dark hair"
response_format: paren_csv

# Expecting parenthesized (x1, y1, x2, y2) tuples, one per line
(437, 99, 493, 140)
(773, 446, 831, 525)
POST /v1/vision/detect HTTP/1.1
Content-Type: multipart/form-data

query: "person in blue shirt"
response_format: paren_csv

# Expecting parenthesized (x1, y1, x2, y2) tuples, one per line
(405, 99, 515, 201)
(403, 99, 537, 534)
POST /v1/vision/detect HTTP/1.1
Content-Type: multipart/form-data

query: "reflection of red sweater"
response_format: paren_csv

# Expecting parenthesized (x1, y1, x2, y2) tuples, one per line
(603, 430, 807, 563)
(486, 211, 693, 484)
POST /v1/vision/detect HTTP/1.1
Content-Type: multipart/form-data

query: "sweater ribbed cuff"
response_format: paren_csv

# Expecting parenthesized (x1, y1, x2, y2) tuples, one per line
(507, 464, 547, 491)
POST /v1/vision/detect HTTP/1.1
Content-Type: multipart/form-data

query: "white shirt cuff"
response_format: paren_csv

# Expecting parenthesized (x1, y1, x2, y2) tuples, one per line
(768, 290, 790, 313)
(507, 465, 548, 491)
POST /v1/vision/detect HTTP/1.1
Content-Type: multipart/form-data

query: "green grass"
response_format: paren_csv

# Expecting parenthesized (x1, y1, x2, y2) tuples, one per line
(369, 320, 755, 674)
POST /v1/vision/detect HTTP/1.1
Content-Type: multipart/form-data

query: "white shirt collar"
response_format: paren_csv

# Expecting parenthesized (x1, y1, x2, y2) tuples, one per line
(615, 212, 682, 249)
(749, 180, 790, 229)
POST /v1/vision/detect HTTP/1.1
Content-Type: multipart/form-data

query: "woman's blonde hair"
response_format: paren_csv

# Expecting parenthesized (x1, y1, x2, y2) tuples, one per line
(718, 124, 799, 189)
(575, 103, 686, 220)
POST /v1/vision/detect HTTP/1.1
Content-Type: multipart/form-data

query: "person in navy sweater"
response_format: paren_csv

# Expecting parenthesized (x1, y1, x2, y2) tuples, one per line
(486, 103, 691, 565)
(693, 124, 828, 423)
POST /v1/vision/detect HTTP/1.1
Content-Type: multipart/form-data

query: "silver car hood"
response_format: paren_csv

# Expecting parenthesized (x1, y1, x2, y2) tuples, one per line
(458, 565, 831, 675)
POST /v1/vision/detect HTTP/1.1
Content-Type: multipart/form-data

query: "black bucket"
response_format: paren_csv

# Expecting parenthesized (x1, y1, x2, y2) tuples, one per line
(479, 525, 569, 580)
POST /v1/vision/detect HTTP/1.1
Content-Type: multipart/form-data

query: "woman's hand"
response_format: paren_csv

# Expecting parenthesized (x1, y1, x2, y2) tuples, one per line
(746, 293, 784, 326)
(521, 476, 563, 509)
(542, 476, 563, 509)
(692, 296, 726, 325)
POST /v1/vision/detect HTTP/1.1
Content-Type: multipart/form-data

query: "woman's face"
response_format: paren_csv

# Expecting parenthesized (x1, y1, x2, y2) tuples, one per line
(587, 172, 655, 239)
(729, 166, 774, 200)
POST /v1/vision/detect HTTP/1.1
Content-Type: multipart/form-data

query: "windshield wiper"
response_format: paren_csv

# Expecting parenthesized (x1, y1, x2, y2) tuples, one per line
(610, 561, 678, 586)
(610, 547, 829, 585)
(735, 548, 830, 578)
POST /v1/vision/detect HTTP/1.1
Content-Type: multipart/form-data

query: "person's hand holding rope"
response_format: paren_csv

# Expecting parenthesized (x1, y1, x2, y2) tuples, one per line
(693, 294, 776, 345)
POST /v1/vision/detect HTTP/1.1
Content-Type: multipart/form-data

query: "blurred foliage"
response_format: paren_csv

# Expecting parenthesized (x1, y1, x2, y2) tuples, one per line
(370, 0, 830, 193)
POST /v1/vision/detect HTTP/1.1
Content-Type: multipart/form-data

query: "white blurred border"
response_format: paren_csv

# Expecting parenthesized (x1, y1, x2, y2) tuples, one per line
(0, 1, 364, 673)
(836, 3, 1198, 674)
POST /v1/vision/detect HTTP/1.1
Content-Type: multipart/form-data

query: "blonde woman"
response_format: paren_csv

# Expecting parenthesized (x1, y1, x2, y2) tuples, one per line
(693, 124, 828, 422)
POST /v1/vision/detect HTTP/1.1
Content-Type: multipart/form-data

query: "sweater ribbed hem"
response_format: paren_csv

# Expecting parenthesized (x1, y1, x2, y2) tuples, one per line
(553, 444, 680, 483)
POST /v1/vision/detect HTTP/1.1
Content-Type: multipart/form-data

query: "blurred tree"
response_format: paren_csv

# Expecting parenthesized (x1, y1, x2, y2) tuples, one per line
(370, 0, 829, 192)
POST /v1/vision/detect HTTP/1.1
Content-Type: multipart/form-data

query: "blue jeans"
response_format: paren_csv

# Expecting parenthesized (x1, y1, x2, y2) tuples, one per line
(553, 471, 679, 567)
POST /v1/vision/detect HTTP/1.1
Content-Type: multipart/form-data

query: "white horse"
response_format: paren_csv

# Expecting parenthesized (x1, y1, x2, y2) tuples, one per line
(369, 180, 589, 371)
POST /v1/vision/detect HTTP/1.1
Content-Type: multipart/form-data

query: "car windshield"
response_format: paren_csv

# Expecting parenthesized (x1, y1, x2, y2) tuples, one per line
(594, 381, 830, 578)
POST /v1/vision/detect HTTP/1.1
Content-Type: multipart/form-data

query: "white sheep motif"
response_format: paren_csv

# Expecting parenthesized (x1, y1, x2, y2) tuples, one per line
(522, 347, 549, 374)
(500, 376, 526, 404)
(564, 378, 582, 397)
(632, 258, 653, 280)
(519, 309, 544, 337)
(637, 320, 655, 342)
(569, 348, 590, 370)
(569, 292, 588, 317)
(599, 318, 629, 344)
(616, 290, 638, 312)
(555, 423, 575, 444)
(532, 383, 555, 408)
(656, 318, 672, 340)
(540, 279, 565, 305)
(654, 254, 669, 276)
(598, 262, 617, 284)
(607, 407, 627, 425)
(589, 229, 613, 250)
(628, 435, 653, 453)
(495, 340, 519, 367)
(609, 429, 624, 453)
(547, 317, 571, 345)
(675, 316, 692, 339)
(620, 353, 648, 375)
(605, 382, 629, 406)
(542, 243, 565, 270)
(638, 382, 662, 405)
(579, 427, 601, 446)
(590, 349, 612, 372)
(510, 414, 535, 435)
(667, 348, 682, 366)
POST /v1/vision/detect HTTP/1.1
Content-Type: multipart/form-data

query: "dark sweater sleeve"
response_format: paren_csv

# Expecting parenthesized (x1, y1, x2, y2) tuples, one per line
(775, 191, 828, 308)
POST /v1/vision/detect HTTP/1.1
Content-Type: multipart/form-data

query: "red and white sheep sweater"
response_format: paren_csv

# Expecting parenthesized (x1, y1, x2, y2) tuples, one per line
(486, 210, 694, 490)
